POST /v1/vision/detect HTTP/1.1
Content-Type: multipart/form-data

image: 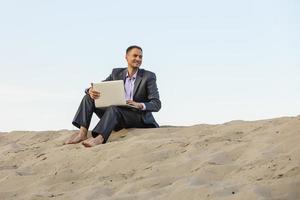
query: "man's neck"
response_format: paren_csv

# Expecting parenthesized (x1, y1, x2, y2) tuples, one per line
(127, 67, 138, 77)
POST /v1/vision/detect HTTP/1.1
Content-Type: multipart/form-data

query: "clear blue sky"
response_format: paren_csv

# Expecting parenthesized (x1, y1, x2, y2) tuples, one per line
(0, 0, 299, 131)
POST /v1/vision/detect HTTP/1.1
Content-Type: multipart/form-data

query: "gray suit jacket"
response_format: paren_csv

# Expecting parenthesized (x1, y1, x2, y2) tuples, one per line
(103, 68, 161, 127)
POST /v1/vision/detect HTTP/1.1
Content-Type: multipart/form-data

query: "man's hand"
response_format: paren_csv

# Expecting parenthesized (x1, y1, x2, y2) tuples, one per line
(126, 100, 143, 109)
(88, 83, 100, 100)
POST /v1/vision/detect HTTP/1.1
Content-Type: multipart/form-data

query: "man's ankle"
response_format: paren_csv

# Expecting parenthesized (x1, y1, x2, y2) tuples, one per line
(79, 132, 87, 137)
(79, 127, 88, 137)
(96, 134, 104, 142)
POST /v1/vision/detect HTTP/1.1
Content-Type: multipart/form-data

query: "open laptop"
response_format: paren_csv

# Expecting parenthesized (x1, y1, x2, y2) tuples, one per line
(92, 80, 139, 109)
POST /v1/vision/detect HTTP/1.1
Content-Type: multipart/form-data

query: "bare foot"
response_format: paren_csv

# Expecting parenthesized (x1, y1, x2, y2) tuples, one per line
(82, 135, 104, 147)
(64, 132, 87, 145)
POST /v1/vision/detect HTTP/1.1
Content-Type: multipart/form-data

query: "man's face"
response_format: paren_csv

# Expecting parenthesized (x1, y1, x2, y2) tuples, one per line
(126, 48, 143, 68)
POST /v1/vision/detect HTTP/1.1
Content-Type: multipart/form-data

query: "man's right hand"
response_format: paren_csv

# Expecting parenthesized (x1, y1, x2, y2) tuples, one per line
(88, 83, 100, 100)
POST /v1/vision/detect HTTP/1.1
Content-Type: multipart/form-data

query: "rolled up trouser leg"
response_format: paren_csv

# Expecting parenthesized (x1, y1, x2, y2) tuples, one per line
(72, 94, 95, 130)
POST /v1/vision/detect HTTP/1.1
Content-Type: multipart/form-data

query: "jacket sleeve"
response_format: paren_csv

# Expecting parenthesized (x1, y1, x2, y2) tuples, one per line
(144, 73, 161, 112)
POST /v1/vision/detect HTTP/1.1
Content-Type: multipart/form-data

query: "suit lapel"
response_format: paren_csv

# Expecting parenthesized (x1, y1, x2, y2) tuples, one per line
(120, 68, 127, 83)
(133, 69, 143, 98)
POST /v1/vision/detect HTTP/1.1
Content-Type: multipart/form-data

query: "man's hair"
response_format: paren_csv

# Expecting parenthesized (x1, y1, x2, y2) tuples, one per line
(126, 45, 143, 54)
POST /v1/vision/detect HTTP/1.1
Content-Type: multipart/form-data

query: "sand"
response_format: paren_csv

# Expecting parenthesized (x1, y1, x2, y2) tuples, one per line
(0, 116, 299, 200)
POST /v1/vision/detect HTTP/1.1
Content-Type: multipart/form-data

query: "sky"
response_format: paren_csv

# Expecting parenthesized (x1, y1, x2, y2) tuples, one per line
(0, 0, 299, 132)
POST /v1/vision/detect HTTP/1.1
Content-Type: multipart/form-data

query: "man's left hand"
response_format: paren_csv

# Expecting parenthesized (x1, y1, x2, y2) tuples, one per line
(126, 100, 143, 109)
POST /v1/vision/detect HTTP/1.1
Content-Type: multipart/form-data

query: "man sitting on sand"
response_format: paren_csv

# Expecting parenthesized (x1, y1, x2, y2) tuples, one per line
(64, 45, 161, 147)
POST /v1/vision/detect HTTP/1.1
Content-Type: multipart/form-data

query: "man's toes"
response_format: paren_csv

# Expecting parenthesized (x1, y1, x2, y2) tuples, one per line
(82, 139, 90, 145)
(64, 133, 80, 144)
(82, 141, 92, 147)
(65, 134, 86, 145)
(64, 138, 74, 145)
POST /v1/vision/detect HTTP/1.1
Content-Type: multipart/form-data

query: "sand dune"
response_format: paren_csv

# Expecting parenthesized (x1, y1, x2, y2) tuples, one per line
(0, 116, 300, 200)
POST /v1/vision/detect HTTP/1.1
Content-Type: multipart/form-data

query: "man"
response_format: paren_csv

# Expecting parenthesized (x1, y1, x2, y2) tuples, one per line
(64, 45, 161, 147)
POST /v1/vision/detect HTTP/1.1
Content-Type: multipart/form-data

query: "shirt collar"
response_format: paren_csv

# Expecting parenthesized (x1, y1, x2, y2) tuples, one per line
(126, 69, 138, 79)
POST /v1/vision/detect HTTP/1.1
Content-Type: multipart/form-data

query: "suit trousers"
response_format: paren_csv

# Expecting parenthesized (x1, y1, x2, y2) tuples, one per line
(72, 94, 151, 143)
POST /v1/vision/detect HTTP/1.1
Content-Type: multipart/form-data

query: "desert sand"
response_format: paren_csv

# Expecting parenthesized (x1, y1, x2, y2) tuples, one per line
(0, 116, 299, 200)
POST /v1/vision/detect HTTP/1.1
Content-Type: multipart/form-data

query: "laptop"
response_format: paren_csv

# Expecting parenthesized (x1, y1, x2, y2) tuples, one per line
(92, 80, 139, 109)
